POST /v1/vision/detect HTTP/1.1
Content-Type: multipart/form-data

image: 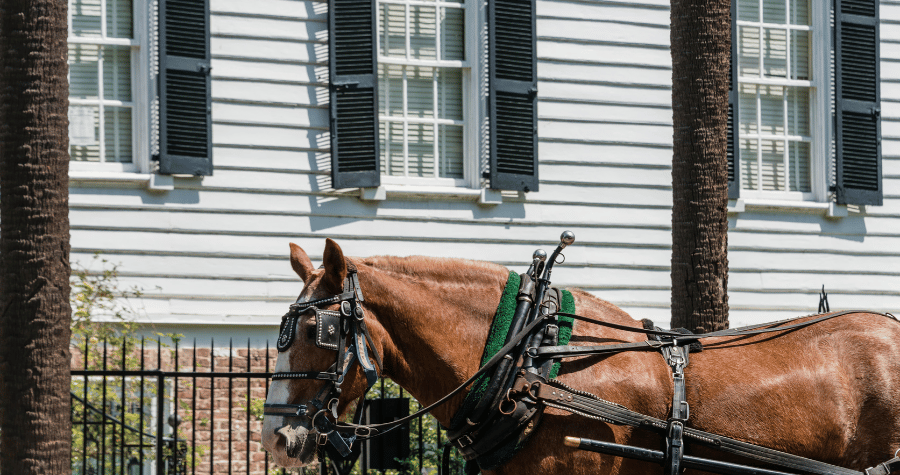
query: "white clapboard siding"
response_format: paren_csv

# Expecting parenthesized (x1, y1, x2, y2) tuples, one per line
(65, 0, 900, 342)
(212, 59, 326, 85)
(539, 61, 672, 87)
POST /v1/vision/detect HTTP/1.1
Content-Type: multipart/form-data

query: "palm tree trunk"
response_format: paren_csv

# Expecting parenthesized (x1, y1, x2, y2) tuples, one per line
(0, 0, 72, 472)
(670, 0, 731, 333)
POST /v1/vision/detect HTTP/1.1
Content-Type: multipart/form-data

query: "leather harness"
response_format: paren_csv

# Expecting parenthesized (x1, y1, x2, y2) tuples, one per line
(264, 252, 900, 475)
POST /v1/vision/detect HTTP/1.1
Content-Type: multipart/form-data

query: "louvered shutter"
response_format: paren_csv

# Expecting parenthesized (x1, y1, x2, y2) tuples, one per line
(727, 0, 740, 199)
(329, 0, 380, 190)
(158, 0, 212, 176)
(487, 0, 538, 192)
(835, 0, 881, 205)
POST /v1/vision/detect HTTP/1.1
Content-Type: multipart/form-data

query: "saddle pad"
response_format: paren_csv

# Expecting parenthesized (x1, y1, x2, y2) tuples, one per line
(448, 271, 576, 472)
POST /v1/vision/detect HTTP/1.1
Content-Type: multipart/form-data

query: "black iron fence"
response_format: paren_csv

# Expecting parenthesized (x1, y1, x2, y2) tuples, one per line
(71, 337, 463, 475)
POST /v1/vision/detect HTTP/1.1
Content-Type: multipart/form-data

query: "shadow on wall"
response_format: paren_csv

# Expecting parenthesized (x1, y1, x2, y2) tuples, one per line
(68, 186, 200, 205)
(729, 209, 868, 243)
(302, 132, 527, 233)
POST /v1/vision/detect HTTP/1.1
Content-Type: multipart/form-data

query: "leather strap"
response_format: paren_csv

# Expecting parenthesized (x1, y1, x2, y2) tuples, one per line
(663, 344, 689, 475)
(865, 455, 900, 475)
(529, 340, 668, 358)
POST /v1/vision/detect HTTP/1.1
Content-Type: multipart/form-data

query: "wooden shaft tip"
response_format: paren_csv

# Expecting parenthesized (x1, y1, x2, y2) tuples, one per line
(564, 436, 581, 448)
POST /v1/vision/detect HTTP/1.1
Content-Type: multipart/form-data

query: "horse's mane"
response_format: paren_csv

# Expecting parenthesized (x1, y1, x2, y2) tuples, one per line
(358, 255, 509, 288)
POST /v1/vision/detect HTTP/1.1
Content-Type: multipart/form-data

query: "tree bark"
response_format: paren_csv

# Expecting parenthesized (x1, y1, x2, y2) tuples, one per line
(670, 0, 731, 333)
(0, 0, 72, 472)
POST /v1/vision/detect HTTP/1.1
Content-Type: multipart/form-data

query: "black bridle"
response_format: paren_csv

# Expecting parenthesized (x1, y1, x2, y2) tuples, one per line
(263, 263, 382, 457)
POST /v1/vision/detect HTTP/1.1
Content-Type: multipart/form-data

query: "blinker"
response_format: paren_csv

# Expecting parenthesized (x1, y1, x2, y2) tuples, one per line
(315, 308, 343, 351)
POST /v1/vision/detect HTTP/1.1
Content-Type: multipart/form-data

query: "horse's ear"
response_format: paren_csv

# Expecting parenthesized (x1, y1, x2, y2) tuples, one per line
(321, 238, 348, 292)
(289, 243, 315, 283)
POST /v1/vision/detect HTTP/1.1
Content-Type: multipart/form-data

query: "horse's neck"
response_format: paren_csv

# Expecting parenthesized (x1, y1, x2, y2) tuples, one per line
(360, 259, 508, 425)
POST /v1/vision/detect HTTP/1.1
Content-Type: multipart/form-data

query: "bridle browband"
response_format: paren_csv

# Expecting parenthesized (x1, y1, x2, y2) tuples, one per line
(263, 262, 383, 457)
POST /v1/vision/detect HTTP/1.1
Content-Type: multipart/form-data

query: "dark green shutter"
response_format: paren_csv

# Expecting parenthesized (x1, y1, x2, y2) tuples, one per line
(835, 0, 881, 205)
(727, 0, 739, 199)
(329, 0, 380, 190)
(158, 0, 212, 176)
(487, 0, 538, 192)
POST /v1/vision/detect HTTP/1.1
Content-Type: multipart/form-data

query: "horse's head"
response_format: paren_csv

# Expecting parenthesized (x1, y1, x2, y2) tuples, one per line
(261, 239, 377, 468)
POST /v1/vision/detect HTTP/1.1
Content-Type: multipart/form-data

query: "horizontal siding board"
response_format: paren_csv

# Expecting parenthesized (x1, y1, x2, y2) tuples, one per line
(884, 60, 900, 82)
(539, 120, 673, 146)
(213, 81, 326, 106)
(211, 124, 328, 149)
(538, 141, 670, 166)
(213, 102, 328, 129)
(72, 251, 300, 280)
(541, 162, 672, 186)
(884, 3, 900, 21)
(212, 59, 325, 84)
(729, 250, 900, 275)
(885, 100, 900, 119)
(884, 137, 900, 157)
(212, 37, 323, 63)
(728, 232, 900, 255)
(540, 101, 672, 125)
(729, 271, 900, 294)
(211, 0, 326, 20)
(726, 291, 900, 311)
(539, 81, 671, 106)
(536, 0, 669, 26)
(539, 40, 671, 68)
(884, 46, 900, 61)
(883, 156, 900, 175)
(212, 148, 325, 170)
(212, 15, 325, 41)
(538, 18, 669, 47)
(539, 61, 671, 87)
(885, 81, 900, 101)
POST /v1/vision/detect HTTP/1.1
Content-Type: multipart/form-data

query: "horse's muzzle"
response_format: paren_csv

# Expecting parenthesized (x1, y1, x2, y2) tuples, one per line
(274, 423, 317, 466)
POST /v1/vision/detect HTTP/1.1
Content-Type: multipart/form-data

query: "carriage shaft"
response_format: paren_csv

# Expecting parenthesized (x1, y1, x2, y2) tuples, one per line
(565, 437, 800, 475)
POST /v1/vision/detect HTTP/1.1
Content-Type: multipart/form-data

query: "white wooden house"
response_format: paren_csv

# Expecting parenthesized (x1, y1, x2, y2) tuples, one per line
(67, 0, 900, 342)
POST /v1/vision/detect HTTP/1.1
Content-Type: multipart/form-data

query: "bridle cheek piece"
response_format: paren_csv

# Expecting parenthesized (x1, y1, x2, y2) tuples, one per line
(264, 263, 381, 458)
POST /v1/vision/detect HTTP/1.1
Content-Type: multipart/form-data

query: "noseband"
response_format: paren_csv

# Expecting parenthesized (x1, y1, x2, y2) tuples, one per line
(263, 262, 382, 457)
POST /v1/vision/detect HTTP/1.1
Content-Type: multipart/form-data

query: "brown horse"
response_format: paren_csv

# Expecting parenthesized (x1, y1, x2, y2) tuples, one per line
(262, 238, 900, 474)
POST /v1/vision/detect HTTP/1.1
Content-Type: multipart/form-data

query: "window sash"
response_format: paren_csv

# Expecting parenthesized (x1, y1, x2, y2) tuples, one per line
(68, 0, 138, 167)
(737, 0, 817, 198)
(377, 0, 468, 183)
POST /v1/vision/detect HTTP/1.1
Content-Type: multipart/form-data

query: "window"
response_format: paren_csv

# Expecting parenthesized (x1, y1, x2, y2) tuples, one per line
(737, 0, 816, 199)
(68, 0, 144, 172)
(378, 0, 468, 186)
(731, 0, 882, 206)
(67, 0, 213, 177)
(329, 0, 538, 193)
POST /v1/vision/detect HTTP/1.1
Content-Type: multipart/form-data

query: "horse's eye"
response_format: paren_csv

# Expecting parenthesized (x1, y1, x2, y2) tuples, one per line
(307, 325, 316, 340)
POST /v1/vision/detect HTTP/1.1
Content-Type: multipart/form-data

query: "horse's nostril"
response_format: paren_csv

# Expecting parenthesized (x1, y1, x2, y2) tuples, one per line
(276, 424, 309, 459)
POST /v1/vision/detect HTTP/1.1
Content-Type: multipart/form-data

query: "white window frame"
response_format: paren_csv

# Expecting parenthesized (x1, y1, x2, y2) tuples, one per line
(67, 0, 151, 175)
(375, 0, 483, 190)
(736, 0, 831, 203)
